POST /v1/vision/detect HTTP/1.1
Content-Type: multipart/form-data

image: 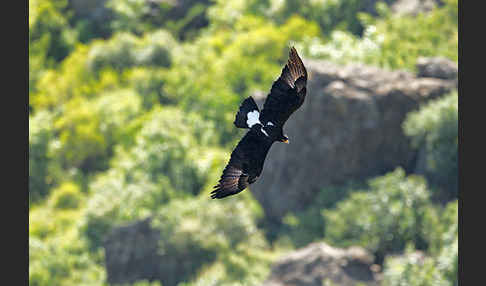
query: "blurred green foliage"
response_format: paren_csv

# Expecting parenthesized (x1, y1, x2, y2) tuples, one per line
(87, 31, 175, 73)
(29, 187, 105, 286)
(29, 0, 77, 93)
(50, 182, 83, 209)
(29, 110, 55, 202)
(55, 89, 143, 172)
(383, 200, 458, 286)
(404, 91, 458, 203)
(323, 168, 438, 263)
(107, 0, 211, 40)
(150, 197, 271, 285)
(299, 0, 458, 71)
(274, 182, 362, 248)
(29, 235, 106, 286)
(207, 0, 397, 36)
(29, 0, 458, 285)
(82, 107, 227, 250)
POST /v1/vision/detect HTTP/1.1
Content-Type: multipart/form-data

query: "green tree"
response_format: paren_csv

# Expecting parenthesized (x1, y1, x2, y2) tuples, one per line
(29, 0, 77, 95)
(299, 0, 458, 71)
(403, 92, 458, 203)
(382, 200, 458, 285)
(323, 168, 437, 263)
(29, 111, 55, 202)
(82, 107, 226, 249)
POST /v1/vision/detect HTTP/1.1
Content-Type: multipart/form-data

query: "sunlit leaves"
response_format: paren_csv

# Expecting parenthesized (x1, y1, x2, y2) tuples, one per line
(323, 168, 436, 262)
(403, 92, 458, 202)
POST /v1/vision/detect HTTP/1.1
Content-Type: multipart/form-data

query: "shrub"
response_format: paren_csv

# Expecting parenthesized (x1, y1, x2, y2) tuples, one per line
(29, 236, 105, 286)
(297, 25, 383, 67)
(29, 199, 105, 285)
(299, 0, 458, 71)
(29, 111, 55, 202)
(382, 200, 458, 285)
(50, 182, 82, 209)
(436, 237, 458, 285)
(270, 0, 397, 36)
(108, 0, 211, 39)
(323, 168, 436, 263)
(403, 91, 458, 203)
(82, 107, 225, 249)
(125, 68, 172, 109)
(29, 0, 77, 93)
(372, 0, 458, 70)
(29, 196, 84, 240)
(149, 196, 269, 285)
(53, 89, 142, 173)
(275, 183, 359, 248)
(382, 246, 449, 286)
(207, 0, 394, 36)
(86, 31, 175, 74)
(31, 45, 108, 110)
(29, 0, 74, 62)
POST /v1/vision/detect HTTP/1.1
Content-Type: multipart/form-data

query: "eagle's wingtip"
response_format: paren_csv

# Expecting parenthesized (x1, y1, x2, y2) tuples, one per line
(288, 47, 303, 64)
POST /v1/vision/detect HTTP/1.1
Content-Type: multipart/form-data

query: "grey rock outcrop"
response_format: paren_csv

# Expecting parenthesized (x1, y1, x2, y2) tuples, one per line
(391, 0, 443, 16)
(104, 219, 160, 285)
(250, 60, 456, 223)
(262, 242, 380, 286)
(416, 57, 458, 81)
(347, 0, 441, 18)
(104, 218, 213, 286)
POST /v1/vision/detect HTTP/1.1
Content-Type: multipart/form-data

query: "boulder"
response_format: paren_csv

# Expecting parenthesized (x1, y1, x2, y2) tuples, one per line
(250, 60, 456, 223)
(104, 218, 212, 286)
(262, 242, 380, 286)
(416, 57, 458, 81)
(391, 0, 442, 16)
(343, 0, 440, 18)
(104, 218, 160, 285)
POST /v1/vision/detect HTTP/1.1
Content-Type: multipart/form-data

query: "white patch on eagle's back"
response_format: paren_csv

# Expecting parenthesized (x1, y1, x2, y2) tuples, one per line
(246, 110, 261, 127)
(260, 128, 269, 137)
(267, 122, 274, 126)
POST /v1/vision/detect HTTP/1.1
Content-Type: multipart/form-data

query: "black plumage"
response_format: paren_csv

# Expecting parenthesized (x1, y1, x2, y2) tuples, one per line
(211, 47, 307, 199)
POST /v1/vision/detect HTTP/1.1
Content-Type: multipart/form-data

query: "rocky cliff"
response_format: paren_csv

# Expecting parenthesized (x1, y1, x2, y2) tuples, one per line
(250, 59, 456, 223)
(262, 242, 381, 286)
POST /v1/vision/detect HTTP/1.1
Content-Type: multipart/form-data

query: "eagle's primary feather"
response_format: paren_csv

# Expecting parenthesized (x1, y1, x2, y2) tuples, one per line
(259, 46, 308, 127)
(211, 47, 308, 199)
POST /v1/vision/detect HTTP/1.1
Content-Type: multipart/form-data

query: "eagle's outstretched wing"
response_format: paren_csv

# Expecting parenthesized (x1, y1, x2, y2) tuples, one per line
(211, 47, 307, 199)
(211, 129, 272, 199)
(259, 47, 308, 127)
(210, 164, 250, 199)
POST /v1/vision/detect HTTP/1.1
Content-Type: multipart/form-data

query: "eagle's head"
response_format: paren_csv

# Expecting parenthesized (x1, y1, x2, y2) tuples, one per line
(280, 134, 289, 144)
(262, 124, 289, 144)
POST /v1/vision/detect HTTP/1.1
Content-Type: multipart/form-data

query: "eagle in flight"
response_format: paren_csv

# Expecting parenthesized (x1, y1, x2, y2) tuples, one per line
(211, 47, 308, 199)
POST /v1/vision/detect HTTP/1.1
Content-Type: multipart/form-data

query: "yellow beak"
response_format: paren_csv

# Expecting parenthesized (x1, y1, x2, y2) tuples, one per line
(282, 139, 289, 144)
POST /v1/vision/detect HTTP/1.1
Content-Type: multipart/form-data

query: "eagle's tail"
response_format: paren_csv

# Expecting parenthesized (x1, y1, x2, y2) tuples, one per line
(234, 96, 260, 128)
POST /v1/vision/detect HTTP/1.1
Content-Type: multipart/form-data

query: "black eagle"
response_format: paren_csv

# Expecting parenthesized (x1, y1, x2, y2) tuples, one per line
(211, 47, 308, 199)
